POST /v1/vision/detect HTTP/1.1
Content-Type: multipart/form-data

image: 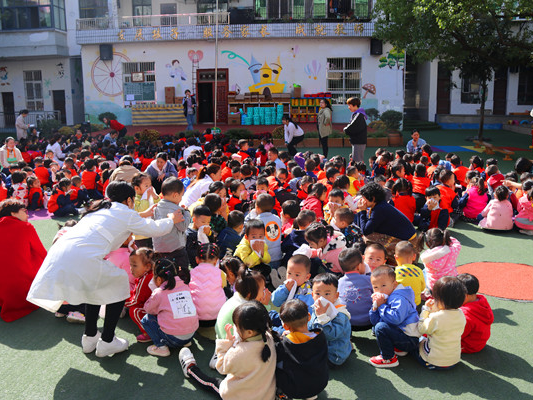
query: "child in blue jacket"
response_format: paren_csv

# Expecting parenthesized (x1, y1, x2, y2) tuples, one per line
(308, 273, 352, 367)
(369, 265, 420, 368)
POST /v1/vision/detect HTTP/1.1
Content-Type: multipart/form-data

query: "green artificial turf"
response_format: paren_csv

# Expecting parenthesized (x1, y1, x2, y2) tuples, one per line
(1, 128, 532, 400)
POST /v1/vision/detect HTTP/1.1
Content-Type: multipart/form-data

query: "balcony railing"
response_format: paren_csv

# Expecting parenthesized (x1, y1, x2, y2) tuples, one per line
(76, 12, 230, 31)
(0, 110, 61, 130)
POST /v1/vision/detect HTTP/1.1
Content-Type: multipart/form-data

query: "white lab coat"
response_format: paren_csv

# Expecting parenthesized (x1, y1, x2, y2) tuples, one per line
(27, 202, 174, 312)
(180, 175, 214, 208)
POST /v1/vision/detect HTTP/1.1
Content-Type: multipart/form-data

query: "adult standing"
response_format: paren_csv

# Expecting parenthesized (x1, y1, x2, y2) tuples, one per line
(15, 109, 29, 141)
(0, 137, 23, 171)
(0, 199, 47, 322)
(182, 90, 197, 131)
(102, 116, 127, 138)
(282, 115, 305, 157)
(317, 99, 333, 158)
(27, 181, 184, 357)
(406, 129, 426, 154)
(343, 97, 367, 163)
(180, 164, 222, 208)
(145, 152, 178, 193)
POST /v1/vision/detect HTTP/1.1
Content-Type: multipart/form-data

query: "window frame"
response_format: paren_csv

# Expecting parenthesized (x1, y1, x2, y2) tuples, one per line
(326, 57, 362, 105)
(461, 75, 481, 104)
(23, 70, 44, 111)
(0, 0, 65, 31)
(517, 66, 533, 106)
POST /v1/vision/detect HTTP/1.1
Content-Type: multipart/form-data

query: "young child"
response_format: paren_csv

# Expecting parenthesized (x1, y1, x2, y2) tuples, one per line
(323, 188, 346, 224)
(186, 205, 214, 268)
(459, 176, 489, 223)
(105, 235, 136, 292)
(417, 276, 466, 370)
(478, 185, 514, 231)
(10, 171, 28, 206)
(125, 248, 155, 343)
(303, 223, 347, 274)
(33, 157, 51, 189)
(420, 228, 461, 292)
(219, 256, 243, 298)
(142, 258, 199, 357)
(308, 273, 352, 366)
(271, 255, 314, 331)
(132, 172, 160, 248)
(47, 178, 78, 217)
(301, 183, 328, 220)
(331, 207, 362, 248)
(369, 266, 420, 368)
(234, 218, 271, 277)
(437, 170, 459, 218)
(363, 242, 386, 273)
(227, 180, 246, 212)
(338, 248, 373, 330)
(217, 210, 245, 258)
(457, 273, 494, 353)
(70, 176, 90, 207)
(26, 176, 44, 210)
(179, 301, 276, 399)
(391, 178, 416, 223)
(486, 164, 505, 195)
(451, 155, 469, 189)
(280, 199, 299, 236)
(275, 299, 329, 400)
(394, 241, 425, 307)
(189, 244, 226, 327)
(346, 165, 365, 197)
(515, 187, 533, 235)
(81, 159, 103, 200)
(419, 186, 450, 231)
(152, 177, 190, 269)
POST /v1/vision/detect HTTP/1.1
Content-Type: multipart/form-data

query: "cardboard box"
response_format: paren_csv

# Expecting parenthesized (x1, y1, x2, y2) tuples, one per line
(165, 86, 175, 96)
(230, 106, 239, 113)
(228, 113, 241, 125)
(175, 97, 183, 104)
(165, 95, 174, 104)
(293, 87, 302, 98)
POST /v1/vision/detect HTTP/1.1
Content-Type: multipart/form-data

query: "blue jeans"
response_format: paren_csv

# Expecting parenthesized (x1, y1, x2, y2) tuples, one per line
(141, 314, 192, 348)
(374, 321, 419, 360)
(186, 113, 195, 131)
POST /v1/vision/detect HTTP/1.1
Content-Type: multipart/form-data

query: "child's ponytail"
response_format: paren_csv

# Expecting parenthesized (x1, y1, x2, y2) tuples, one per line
(153, 258, 178, 290)
(304, 222, 333, 244)
(197, 243, 220, 262)
(232, 300, 271, 363)
(425, 227, 451, 249)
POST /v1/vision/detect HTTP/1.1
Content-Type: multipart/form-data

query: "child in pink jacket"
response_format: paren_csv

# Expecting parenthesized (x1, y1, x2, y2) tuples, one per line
(190, 243, 227, 326)
(141, 259, 199, 357)
(301, 223, 347, 274)
(514, 188, 533, 235)
(478, 186, 514, 231)
(420, 228, 461, 291)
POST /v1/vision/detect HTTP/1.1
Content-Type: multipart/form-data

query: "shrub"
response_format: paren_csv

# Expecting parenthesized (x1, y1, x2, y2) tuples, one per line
(380, 110, 403, 130)
(98, 112, 117, 123)
(365, 108, 380, 122)
(137, 128, 160, 143)
(368, 120, 387, 131)
(225, 128, 253, 140)
(271, 126, 284, 139)
(37, 119, 62, 136)
(58, 126, 75, 136)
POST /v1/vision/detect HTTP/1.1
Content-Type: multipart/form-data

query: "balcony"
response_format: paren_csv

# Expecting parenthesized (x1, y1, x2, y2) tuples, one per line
(76, 12, 373, 45)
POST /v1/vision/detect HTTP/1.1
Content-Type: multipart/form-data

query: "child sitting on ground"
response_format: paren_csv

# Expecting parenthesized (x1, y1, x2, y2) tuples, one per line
(486, 164, 505, 195)
(9, 171, 28, 206)
(459, 176, 489, 223)
(515, 187, 533, 235)
(152, 177, 190, 269)
(47, 178, 78, 217)
(186, 205, 214, 268)
(457, 273, 494, 354)
(142, 259, 198, 357)
(323, 188, 347, 224)
(217, 210, 245, 258)
(420, 228, 461, 292)
(219, 256, 244, 298)
(331, 207, 362, 248)
(391, 178, 416, 223)
(26, 176, 44, 210)
(302, 223, 347, 275)
(126, 248, 155, 343)
(234, 218, 271, 278)
(369, 266, 420, 368)
(478, 185, 514, 231)
(190, 244, 226, 328)
(363, 242, 386, 274)
(418, 186, 450, 231)
(394, 241, 425, 308)
(417, 276, 466, 370)
(275, 299, 329, 400)
(280, 199, 300, 236)
(309, 273, 352, 367)
(338, 248, 373, 330)
(179, 301, 276, 400)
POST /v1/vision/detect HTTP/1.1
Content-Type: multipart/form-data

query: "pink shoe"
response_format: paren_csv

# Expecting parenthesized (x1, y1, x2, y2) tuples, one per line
(147, 345, 170, 357)
(136, 333, 152, 343)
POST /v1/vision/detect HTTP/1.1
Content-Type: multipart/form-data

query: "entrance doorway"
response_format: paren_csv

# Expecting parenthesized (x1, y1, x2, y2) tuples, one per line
(196, 68, 228, 124)
(2, 92, 15, 127)
(436, 63, 451, 115)
(52, 90, 66, 124)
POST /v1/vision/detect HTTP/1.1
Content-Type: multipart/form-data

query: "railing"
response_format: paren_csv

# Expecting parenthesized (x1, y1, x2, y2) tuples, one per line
(0, 111, 61, 129)
(254, 0, 372, 20)
(76, 12, 230, 31)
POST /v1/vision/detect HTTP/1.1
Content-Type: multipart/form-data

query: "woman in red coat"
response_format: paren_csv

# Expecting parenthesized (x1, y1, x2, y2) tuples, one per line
(0, 199, 47, 322)
(102, 117, 127, 138)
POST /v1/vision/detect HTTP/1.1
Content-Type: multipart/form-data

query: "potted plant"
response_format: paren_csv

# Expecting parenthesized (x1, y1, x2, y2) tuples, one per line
(272, 126, 285, 147)
(380, 110, 404, 146)
(367, 121, 388, 147)
(303, 131, 319, 147)
(329, 131, 344, 147)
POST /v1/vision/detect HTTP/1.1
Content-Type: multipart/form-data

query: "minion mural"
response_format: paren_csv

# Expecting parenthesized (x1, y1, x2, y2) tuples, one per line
(222, 51, 286, 95)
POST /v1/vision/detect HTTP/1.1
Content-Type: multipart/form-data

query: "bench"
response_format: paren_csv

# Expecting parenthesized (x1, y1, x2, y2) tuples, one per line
(473, 140, 515, 161)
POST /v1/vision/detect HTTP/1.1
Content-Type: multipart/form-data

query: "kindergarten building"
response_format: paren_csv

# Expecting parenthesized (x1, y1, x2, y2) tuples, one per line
(0, 1, 531, 130)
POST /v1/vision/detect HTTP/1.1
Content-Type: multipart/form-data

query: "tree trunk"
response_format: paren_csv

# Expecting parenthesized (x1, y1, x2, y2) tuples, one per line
(477, 80, 487, 141)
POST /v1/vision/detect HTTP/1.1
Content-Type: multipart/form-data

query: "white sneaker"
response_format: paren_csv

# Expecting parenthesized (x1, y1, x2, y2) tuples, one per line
(95, 336, 129, 357)
(55, 312, 66, 318)
(276, 266, 287, 282)
(81, 331, 101, 354)
(208, 351, 218, 369)
(179, 348, 197, 378)
(519, 229, 533, 236)
(67, 311, 85, 324)
(270, 269, 284, 288)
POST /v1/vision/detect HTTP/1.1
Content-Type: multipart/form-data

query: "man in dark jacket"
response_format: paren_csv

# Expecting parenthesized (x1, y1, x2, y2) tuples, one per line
(343, 97, 367, 163)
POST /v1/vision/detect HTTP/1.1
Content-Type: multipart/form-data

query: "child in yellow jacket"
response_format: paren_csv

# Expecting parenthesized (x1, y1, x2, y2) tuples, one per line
(234, 219, 271, 278)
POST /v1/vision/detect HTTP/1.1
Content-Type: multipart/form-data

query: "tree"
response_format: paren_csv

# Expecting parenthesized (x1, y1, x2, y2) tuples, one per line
(373, 0, 533, 139)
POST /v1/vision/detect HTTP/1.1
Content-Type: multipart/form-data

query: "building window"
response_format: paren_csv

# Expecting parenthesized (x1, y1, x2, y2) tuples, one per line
(24, 70, 44, 111)
(518, 67, 533, 105)
(327, 57, 362, 104)
(254, 0, 366, 20)
(197, 0, 228, 13)
(79, 0, 108, 19)
(0, 0, 65, 31)
(132, 0, 152, 26)
(461, 76, 481, 104)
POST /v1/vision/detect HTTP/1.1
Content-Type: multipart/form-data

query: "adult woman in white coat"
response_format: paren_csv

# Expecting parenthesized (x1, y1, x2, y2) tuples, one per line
(15, 109, 29, 140)
(27, 181, 184, 357)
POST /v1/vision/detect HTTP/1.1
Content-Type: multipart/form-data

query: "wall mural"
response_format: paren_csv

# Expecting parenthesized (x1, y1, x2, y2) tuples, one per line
(304, 60, 321, 80)
(90, 52, 131, 97)
(222, 50, 286, 95)
(378, 48, 405, 70)
(0, 66, 10, 86)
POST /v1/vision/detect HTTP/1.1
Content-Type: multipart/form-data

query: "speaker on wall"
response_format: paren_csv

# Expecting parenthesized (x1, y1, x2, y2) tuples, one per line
(100, 44, 113, 61)
(370, 39, 383, 56)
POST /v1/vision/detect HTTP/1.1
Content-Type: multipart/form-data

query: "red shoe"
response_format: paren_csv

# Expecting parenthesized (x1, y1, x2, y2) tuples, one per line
(136, 333, 152, 343)
(394, 348, 408, 356)
(369, 354, 399, 368)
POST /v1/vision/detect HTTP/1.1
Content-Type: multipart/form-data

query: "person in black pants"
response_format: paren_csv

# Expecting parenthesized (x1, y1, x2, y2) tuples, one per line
(283, 115, 305, 157)
(318, 99, 333, 158)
